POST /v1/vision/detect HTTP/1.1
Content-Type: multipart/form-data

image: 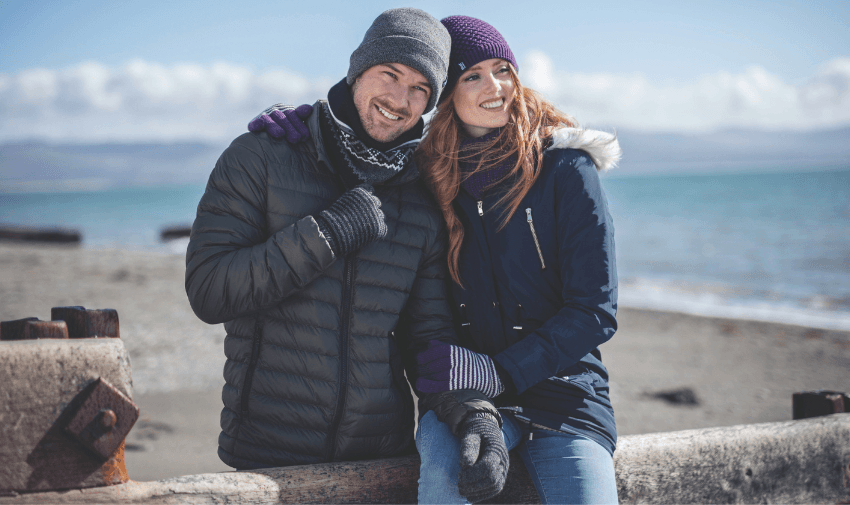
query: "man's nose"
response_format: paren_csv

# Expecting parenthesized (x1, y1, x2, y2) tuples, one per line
(388, 83, 410, 108)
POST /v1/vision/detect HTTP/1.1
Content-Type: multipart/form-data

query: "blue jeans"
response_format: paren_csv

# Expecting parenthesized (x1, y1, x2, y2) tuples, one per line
(417, 410, 618, 504)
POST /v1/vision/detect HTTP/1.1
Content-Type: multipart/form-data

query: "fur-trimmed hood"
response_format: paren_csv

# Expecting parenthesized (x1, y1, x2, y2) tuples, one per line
(546, 127, 622, 172)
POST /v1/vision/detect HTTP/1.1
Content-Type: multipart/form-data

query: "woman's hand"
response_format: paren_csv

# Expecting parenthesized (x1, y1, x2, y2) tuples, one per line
(247, 103, 313, 142)
(415, 340, 505, 398)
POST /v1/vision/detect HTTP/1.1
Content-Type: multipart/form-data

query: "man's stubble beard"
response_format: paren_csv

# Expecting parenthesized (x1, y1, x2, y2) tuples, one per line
(351, 81, 412, 143)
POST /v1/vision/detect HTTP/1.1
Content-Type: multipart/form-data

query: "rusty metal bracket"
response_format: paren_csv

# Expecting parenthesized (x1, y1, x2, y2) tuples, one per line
(64, 378, 139, 461)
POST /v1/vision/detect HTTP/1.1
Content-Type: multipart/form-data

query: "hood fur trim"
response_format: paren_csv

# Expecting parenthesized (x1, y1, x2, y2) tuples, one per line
(546, 127, 622, 172)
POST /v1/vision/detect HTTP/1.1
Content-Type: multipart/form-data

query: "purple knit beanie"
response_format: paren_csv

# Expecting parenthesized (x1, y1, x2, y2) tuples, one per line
(440, 15, 518, 103)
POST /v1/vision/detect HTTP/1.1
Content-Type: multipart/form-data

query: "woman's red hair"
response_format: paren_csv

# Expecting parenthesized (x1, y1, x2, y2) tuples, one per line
(417, 66, 577, 286)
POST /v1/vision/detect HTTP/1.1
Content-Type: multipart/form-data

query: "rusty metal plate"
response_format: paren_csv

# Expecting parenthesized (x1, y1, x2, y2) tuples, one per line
(64, 378, 139, 461)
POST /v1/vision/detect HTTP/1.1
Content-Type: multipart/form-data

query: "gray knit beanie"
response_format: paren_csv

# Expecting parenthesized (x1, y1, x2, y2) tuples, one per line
(347, 8, 451, 113)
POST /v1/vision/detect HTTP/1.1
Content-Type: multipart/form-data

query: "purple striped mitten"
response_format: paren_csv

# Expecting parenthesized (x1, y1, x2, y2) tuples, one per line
(415, 340, 504, 398)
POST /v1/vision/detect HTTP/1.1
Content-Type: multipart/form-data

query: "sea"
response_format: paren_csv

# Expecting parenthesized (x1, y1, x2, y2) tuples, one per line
(2, 168, 849, 331)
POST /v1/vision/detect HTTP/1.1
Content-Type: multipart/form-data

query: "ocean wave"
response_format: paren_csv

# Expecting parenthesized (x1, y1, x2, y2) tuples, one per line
(620, 276, 850, 331)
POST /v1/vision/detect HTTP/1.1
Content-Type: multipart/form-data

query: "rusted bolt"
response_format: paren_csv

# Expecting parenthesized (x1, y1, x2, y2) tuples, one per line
(101, 409, 117, 429)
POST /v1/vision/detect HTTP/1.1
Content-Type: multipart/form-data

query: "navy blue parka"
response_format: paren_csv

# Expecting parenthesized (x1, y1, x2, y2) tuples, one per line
(448, 128, 621, 454)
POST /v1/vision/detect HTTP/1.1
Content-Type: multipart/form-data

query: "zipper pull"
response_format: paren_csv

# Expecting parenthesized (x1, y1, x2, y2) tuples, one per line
(526, 208, 547, 270)
(477, 201, 484, 216)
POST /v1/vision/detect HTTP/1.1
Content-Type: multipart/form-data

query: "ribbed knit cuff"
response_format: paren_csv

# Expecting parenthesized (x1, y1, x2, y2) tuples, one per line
(492, 360, 516, 396)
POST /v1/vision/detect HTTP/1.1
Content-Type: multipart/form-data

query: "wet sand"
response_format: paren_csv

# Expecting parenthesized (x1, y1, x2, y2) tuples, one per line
(1, 242, 848, 481)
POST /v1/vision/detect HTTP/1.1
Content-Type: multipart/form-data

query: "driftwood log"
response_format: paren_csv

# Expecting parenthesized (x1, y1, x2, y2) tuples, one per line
(0, 226, 81, 244)
(2, 414, 848, 504)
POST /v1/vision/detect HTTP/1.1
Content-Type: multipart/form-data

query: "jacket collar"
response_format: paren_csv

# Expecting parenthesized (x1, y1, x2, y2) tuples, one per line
(546, 127, 622, 172)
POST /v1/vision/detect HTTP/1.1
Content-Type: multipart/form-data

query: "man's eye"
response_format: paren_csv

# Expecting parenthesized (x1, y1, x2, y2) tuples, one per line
(414, 85, 429, 94)
(384, 71, 397, 79)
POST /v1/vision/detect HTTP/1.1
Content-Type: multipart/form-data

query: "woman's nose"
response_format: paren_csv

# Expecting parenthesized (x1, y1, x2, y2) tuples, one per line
(485, 73, 501, 93)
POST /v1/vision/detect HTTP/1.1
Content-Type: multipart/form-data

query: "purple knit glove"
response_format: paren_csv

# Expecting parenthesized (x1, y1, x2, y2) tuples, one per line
(247, 103, 313, 142)
(415, 340, 504, 398)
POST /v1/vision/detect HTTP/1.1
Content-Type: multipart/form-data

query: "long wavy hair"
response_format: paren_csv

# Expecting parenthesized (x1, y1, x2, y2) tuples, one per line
(417, 65, 577, 286)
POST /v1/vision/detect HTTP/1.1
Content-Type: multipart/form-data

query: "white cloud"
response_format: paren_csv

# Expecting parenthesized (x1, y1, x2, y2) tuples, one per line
(524, 52, 850, 132)
(0, 60, 334, 142)
(0, 55, 848, 142)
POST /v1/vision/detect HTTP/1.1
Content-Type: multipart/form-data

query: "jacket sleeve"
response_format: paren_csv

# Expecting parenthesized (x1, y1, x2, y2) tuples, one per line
(396, 214, 500, 434)
(492, 151, 618, 394)
(185, 133, 336, 324)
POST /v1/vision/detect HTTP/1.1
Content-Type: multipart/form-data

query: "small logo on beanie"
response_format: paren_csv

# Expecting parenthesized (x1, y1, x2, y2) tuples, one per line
(459, 62, 466, 71)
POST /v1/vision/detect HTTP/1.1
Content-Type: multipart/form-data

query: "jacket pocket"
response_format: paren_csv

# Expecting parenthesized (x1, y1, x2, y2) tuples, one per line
(542, 374, 597, 397)
(525, 208, 546, 270)
(240, 315, 264, 417)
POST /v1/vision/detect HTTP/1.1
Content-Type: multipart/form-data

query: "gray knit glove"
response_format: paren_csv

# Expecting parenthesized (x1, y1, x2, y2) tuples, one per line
(457, 412, 509, 503)
(314, 185, 387, 257)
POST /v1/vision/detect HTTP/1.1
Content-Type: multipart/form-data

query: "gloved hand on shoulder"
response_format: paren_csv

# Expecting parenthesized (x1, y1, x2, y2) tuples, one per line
(248, 103, 313, 142)
(314, 184, 387, 257)
(457, 412, 509, 503)
(415, 340, 505, 398)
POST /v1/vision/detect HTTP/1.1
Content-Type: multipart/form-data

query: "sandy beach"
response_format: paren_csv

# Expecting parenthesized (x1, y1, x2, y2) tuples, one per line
(1, 242, 848, 482)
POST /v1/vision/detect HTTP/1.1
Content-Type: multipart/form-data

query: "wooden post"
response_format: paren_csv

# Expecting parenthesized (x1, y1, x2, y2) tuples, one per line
(51, 306, 120, 339)
(0, 318, 68, 341)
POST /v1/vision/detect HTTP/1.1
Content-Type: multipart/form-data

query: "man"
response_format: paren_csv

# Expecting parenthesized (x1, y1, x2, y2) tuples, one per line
(185, 8, 505, 494)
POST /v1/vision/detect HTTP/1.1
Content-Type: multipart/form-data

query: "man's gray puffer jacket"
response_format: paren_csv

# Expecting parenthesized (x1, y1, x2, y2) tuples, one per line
(186, 100, 495, 469)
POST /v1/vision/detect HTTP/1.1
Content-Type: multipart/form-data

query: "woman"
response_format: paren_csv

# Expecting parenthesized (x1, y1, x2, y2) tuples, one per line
(411, 16, 621, 504)
(247, 15, 621, 504)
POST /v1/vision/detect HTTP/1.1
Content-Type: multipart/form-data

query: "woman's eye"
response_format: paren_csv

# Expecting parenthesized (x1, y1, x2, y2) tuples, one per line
(464, 74, 479, 82)
(497, 67, 510, 74)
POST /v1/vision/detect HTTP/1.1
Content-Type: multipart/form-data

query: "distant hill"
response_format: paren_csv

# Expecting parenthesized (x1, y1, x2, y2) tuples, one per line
(613, 126, 850, 175)
(0, 141, 227, 192)
(2, 127, 849, 191)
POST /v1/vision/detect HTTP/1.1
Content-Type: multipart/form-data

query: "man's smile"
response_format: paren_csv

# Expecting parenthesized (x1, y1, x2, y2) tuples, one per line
(376, 104, 403, 121)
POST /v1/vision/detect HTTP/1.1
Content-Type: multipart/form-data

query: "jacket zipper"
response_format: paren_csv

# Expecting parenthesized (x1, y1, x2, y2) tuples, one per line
(476, 199, 509, 350)
(525, 208, 546, 270)
(240, 315, 265, 416)
(326, 255, 354, 461)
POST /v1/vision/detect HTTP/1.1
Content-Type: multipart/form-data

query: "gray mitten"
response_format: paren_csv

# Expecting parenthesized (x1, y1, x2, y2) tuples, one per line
(314, 184, 387, 257)
(457, 412, 509, 503)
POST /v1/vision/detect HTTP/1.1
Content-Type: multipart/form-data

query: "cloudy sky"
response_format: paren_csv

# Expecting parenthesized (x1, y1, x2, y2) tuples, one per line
(1, 0, 848, 142)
